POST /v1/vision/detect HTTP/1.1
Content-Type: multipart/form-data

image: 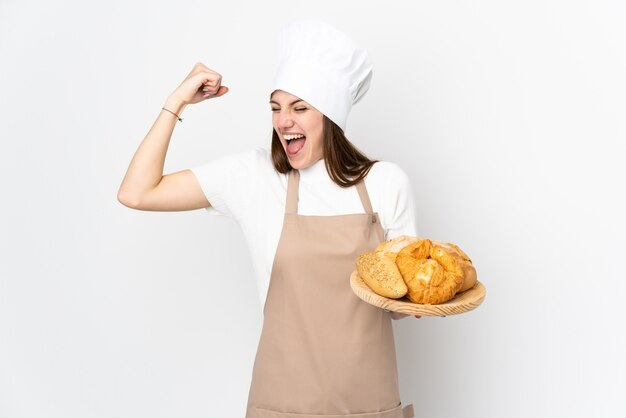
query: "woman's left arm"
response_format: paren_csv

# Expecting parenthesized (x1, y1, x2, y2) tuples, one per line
(373, 162, 420, 320)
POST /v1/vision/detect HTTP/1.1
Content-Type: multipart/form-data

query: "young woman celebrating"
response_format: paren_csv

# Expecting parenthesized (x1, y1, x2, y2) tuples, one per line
(118, 20, 417, 418)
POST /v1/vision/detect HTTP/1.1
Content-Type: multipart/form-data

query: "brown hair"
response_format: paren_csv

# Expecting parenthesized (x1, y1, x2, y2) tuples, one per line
(271, 115, 378, 188)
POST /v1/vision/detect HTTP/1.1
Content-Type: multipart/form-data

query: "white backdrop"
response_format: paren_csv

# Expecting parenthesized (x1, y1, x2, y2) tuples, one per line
(1, 0, 625, 417)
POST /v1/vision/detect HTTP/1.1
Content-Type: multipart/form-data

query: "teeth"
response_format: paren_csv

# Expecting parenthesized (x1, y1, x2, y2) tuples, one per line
(284, 134, 305, 140)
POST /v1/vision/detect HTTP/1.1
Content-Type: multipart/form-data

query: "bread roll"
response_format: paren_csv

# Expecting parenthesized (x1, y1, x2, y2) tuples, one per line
(432, 240, 477, 292)
(458, 263, 477, 292)
(356, 252, 407, 298)
(375, 235, 419, 261)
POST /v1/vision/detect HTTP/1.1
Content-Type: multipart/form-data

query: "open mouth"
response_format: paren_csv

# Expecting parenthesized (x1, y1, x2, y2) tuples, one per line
(285, 136, 306, 157)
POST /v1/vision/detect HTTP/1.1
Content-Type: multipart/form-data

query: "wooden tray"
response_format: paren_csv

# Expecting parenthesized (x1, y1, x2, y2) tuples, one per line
(350, 270, 486, 316)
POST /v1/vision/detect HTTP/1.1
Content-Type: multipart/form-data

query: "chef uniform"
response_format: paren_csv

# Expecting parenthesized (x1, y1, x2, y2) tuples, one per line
(245, 20, 414, 418)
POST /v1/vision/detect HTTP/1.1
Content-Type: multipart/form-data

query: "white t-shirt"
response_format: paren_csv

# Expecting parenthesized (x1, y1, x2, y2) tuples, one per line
(190, 147, 418, 306)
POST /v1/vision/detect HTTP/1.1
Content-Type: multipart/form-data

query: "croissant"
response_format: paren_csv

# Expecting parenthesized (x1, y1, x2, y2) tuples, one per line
(395, 239, 476, 304)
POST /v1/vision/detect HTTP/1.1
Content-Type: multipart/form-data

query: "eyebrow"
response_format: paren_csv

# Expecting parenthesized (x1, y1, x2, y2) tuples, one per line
(269, 99, 305, 106)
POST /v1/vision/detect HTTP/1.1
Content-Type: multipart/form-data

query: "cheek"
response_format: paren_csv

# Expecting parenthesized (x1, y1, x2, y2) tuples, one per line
(311, 131, 324, 152)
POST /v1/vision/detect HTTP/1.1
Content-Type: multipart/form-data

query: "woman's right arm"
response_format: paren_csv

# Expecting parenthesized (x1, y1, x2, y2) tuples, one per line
(117, 63, 229, 211)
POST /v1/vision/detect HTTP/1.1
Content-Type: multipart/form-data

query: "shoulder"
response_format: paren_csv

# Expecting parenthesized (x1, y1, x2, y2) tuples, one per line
(369, 160, 409, 177)
(233, 147, 272, 175)
(365, 160, 418, 239)
(365, 160, 412, 191)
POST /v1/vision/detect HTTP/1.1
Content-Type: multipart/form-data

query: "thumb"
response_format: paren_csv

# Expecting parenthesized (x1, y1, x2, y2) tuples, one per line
(204, 85, 229, 99)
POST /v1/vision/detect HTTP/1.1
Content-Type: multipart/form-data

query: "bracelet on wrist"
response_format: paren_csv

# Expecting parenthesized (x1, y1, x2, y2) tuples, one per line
(161, 107, 183, 122)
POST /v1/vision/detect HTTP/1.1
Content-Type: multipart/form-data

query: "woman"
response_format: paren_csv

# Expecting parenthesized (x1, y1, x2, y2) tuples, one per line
(118, 20, 417, 418)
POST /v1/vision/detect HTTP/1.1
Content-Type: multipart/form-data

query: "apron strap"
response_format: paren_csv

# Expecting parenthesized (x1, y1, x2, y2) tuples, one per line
(285, 169, 300, 214)
(355, 180, 374, 214)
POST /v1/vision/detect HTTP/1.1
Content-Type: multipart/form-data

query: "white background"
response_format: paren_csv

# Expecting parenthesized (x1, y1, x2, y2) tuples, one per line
(1, 0, 625, 417)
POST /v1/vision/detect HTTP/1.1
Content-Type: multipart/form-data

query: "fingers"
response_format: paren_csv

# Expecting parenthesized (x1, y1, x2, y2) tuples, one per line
(197, 71, 224, 96)
(197, 72, 221, 91)
(202, 85, 229, 99)
(177, 66, 227, 102)
(170, 64, 225, 105)
(186, 63, 217, 89)
(213, 85, 229, 97)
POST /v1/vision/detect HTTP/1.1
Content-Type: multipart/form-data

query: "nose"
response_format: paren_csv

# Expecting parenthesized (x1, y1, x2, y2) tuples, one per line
(276, 110, 294, 129)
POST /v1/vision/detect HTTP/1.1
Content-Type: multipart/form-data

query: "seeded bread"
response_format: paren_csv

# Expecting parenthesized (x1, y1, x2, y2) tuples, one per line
(356, 252, 408, 299)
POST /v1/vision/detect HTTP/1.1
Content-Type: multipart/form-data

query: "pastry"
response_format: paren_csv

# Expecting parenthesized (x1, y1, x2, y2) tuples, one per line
(357, 236, 478, 305)
(356, 252, 408, 298)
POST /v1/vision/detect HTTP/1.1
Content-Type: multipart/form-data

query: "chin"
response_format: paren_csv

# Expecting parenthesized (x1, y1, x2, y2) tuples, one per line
(289, 160, 308, 170)
(283, 149, 307, 169)
(283, 146, 321, 170)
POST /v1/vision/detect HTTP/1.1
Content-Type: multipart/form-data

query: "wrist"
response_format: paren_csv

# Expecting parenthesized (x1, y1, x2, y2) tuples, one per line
(163, 96, 187, 116)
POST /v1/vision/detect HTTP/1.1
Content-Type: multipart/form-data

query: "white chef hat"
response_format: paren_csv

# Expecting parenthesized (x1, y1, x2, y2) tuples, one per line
(271, 20, 373, 131)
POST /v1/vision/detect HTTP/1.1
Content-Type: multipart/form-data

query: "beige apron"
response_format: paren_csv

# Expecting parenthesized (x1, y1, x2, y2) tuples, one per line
(246, 169, 414, 418)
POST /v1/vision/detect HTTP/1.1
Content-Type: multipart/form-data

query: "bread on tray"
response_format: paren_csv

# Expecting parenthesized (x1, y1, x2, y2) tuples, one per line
(356, 235, 477, 305)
